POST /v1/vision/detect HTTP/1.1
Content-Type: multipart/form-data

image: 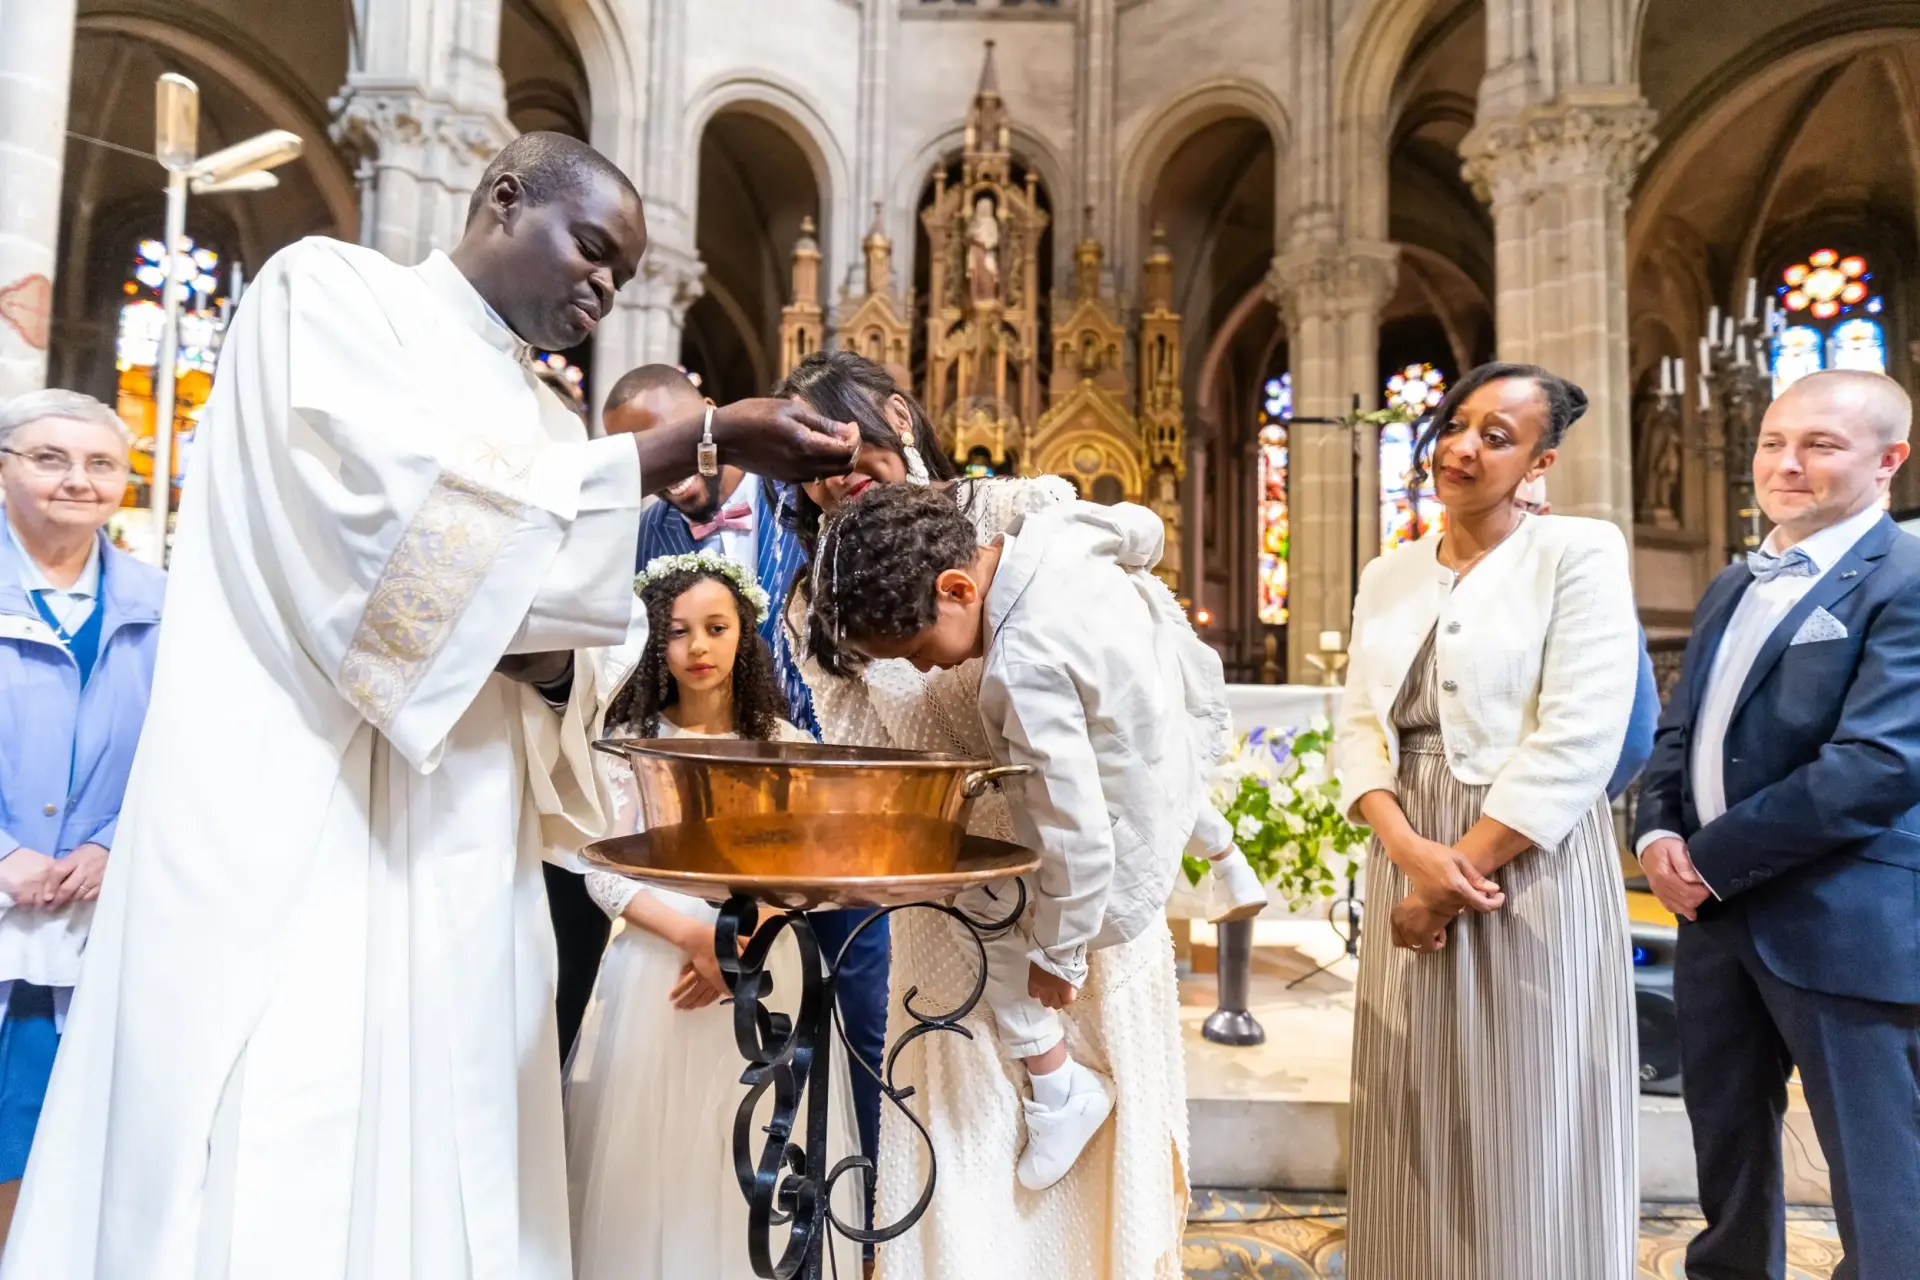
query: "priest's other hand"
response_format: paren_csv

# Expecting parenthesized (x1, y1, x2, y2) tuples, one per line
(708, 398, 861, 483)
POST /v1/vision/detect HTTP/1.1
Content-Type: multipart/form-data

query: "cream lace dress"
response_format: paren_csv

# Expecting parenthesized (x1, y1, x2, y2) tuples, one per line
(800, 477, 1190, 1280)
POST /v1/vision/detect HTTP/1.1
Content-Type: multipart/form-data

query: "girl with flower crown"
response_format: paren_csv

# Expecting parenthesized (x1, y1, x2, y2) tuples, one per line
(563, 551, 858, 1280)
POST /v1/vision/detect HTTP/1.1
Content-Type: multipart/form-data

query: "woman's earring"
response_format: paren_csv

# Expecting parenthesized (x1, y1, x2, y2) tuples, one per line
(903, 442, 931, 486)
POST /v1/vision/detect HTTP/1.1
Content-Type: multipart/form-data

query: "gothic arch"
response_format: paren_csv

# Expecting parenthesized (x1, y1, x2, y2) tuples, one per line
(1333, 0, 1466, 242)
(1632, 21, 1920, 271)
(534, 0, 639, 170)
(1115, 77, 1292, 275)
(1194, 280, 1280, 437)
(74, 10, 358, 234)
(683, 73, 851, 289)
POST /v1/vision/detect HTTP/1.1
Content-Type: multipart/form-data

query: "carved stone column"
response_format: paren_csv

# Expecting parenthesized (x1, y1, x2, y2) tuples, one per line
(1270, 237, 1398, 682)
(598, 243, 704, 385)
(1074, 0, 1118, 284)
(1461, 93, 1656, 534)
(0, 0, 77, 397)
(330, 0, 515, 265)
(590, 0, 701, 399)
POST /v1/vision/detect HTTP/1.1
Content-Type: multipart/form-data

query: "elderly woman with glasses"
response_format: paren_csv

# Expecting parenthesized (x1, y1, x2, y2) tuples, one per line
(0, 390, 164, 1237)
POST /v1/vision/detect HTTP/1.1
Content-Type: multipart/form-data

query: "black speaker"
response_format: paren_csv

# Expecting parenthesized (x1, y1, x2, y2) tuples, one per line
(1631, 923, 1682, 1096)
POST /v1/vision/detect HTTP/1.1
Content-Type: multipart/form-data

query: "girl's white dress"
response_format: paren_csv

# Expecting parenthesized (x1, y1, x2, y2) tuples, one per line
(800, 477, 1190, 1280)
(564, 717, 862, 1280)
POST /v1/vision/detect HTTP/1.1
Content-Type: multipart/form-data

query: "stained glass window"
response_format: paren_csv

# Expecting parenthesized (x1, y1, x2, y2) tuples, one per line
(1772, 248, 1887, 392)
(1831, 317, 1887, 373)
(116, 236, 233, 508)
(1380, 364, 1447, 554)
(1256, 374, 1291, 627)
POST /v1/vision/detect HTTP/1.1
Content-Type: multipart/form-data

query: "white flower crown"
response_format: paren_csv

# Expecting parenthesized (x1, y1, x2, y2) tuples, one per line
(633, 551, 771, 625)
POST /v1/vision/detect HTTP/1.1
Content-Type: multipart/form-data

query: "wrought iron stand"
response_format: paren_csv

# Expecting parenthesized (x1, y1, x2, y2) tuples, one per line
(713, 883, 1027, 1280)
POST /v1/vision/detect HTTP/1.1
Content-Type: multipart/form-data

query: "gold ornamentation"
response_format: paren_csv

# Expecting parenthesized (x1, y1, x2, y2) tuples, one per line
(341, 471, 525, 728)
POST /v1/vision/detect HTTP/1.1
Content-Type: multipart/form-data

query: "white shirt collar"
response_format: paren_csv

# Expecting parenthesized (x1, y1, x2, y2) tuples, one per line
(1762, 500, 1884, 572)
(413, 250, 537, 367)
(5, 510, 100, 603)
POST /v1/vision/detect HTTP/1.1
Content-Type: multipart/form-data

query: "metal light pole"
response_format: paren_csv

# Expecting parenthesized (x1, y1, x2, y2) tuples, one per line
(146, 73, 303, 565)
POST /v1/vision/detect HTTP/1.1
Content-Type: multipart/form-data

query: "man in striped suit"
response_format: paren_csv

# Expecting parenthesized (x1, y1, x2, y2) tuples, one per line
(606, 364, 815, 733)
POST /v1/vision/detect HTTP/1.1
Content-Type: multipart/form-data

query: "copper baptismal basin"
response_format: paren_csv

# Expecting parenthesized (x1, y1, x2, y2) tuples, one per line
(584, 738, 1040, 910)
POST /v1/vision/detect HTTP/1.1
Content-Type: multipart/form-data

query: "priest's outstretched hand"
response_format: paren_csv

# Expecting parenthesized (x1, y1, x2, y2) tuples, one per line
(630, 397, 888, 494)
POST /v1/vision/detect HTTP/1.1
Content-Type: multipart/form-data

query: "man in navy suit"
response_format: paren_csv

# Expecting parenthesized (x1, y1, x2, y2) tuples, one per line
(1636, 369, 1920, 1280)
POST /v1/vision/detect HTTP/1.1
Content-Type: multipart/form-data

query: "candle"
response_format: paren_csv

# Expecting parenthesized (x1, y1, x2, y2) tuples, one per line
(1764, 293, 1776, 329)
(1699, 365, 1710, 412)
(1699, 335, 1712, 372)
(1744, 277, 1757, 323)
(1723, 316, 1736, 349)
(1319, 630, 1343, 653)
(1675, 358, 1687, 397)
(1736, 334, 1748, 365)
(1708, 304, 1720, 339)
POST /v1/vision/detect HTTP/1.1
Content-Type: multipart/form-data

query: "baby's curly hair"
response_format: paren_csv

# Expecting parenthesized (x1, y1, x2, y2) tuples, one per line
(604, 564, 786, 740)
(814, 484, 980, 661)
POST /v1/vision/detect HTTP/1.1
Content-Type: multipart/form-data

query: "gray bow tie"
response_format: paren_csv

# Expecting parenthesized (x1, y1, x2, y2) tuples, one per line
(1746, 546, 1818, 584)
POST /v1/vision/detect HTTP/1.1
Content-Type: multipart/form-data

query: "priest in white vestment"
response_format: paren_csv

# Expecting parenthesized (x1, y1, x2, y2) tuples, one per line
(1, 133, 859, 1280)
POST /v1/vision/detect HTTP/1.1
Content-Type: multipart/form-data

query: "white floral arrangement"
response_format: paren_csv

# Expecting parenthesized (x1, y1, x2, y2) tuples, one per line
(1182, 716, 1370, 907)
(633, 551, 771, 625)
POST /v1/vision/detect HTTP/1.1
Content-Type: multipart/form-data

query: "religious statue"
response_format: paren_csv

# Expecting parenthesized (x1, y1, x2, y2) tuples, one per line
(1635, 392, 1684, 527)
(967, 196, 1000, 306)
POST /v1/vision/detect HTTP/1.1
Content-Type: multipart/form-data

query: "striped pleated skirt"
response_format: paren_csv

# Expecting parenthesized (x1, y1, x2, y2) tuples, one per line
(1347, 633, 1639, 1280)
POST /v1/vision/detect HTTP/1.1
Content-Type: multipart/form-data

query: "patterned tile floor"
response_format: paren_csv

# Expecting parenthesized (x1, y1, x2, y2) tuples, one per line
(1183, 1190, 1844, 1279)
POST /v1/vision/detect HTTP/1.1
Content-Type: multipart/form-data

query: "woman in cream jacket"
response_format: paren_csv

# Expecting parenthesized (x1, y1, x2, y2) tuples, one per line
(1337, 363, 1641, 1280)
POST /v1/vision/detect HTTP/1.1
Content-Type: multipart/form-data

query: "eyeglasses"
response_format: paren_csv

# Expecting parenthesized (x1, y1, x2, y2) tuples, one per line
(0, 447, 130, 481)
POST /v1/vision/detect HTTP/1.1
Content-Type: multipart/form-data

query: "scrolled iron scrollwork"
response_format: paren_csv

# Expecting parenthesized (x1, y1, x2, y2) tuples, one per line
(715, 880, 1030, 1280)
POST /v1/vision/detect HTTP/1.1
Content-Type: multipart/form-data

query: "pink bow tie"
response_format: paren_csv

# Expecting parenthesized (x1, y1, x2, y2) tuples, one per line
(689, 502, 753, 541)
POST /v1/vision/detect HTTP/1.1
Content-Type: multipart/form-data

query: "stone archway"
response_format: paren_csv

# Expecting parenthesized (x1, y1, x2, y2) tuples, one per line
(682, 100, 828, 403)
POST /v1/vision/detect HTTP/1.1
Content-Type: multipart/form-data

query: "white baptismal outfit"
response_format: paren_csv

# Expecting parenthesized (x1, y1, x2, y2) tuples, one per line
(564, 716, 862, 1280)
(967, 498, 1225, 1065)
(800, 477, 1189, 1280)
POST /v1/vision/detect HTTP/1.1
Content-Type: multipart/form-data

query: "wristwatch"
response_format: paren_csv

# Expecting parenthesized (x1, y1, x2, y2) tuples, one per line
(697, 404, 719, 477)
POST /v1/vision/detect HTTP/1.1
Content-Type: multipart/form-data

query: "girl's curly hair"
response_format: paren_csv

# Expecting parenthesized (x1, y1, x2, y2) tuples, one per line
(764, 349, 975, 676)
(1408, 361, 1589, 486)
(603, 564, 787, 740)
(813, 484, 980, 662)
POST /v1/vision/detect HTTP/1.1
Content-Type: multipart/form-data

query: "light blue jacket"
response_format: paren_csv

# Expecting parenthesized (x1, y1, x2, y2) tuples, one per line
(0, 525, 165, 861)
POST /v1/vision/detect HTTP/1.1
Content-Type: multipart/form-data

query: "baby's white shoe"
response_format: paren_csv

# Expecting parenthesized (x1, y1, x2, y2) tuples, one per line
(1017, 1060, 1114, 1191)
(1206, 847, 1268, 924)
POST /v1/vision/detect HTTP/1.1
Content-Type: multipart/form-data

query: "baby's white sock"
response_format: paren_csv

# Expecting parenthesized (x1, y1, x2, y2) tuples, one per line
(1029, 1055, 1078, 1109)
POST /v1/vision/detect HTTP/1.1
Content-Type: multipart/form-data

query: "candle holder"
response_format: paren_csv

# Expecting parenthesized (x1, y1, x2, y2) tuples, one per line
(1201, 917, 1265, 1046)
(1664, 283, 1778, 561)
(1303, 651, 1348, 687)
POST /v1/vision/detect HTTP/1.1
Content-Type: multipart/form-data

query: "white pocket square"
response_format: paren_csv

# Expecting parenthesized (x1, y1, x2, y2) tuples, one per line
(1790, 607, 1847, 645)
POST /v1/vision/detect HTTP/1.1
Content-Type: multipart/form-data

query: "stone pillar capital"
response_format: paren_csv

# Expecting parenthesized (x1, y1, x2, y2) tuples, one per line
(1267, 239, 1399, 330)
(628, 242, 706, 315)
(1460, 93, 1657, 209)
(330, 85, 515, 191)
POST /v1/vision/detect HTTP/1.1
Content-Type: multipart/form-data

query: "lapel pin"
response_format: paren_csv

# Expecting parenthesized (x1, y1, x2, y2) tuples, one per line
(1841, 570, 1858, 579)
